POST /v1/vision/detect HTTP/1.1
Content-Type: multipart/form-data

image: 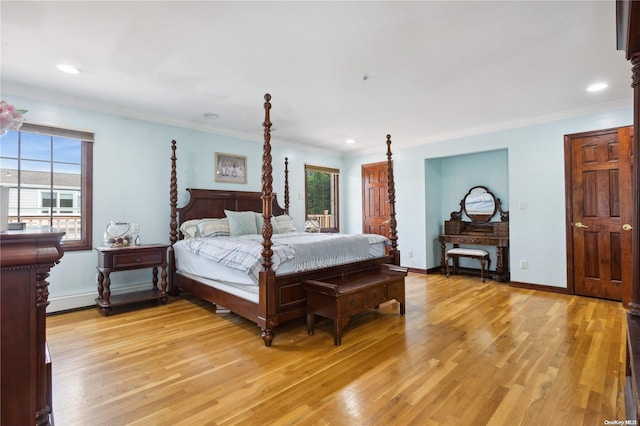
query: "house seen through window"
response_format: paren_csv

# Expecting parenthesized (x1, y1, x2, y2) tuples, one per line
(305, 164, 339, 232)
(0, 123, 93, 251)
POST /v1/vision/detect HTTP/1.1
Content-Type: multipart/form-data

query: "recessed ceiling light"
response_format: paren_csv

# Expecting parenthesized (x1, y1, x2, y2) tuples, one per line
(56, 64, 80, 74)
(587, 82, 608, 92)
(203, 113, 219, 119)
(345, 138, 356, 144)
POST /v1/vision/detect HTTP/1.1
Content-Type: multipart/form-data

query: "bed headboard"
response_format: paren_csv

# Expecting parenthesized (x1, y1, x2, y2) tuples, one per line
(177, 188, 286, 224)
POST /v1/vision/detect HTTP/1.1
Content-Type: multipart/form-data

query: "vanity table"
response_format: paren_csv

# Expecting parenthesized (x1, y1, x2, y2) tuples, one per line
(439, 186, 510, 282)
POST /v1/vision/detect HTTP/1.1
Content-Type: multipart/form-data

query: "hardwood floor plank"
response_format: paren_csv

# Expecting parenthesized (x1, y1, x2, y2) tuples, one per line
(47, 273, 627, 425)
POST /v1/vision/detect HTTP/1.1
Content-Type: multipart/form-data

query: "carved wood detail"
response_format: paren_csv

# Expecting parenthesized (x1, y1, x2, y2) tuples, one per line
(284, 157, 290, 215)
(261, 93, 274, 271)
(386, 135, 399, 260)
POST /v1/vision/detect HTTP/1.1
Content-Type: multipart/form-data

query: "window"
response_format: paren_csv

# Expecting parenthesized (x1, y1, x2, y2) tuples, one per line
(305, 164, 339, 232)
(40, 190, 79, 214)
(0, 123, 94, 251)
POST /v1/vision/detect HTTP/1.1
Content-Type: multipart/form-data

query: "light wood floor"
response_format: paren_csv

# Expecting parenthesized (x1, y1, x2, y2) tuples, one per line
(47, 273, 628, 425)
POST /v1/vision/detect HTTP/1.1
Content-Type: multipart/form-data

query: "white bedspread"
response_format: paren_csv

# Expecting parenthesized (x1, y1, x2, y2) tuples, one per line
(174, 232, 389, 285)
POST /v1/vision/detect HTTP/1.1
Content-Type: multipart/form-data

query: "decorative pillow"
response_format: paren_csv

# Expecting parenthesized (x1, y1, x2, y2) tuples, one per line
(179, 219, 202, 238)
(254, 213, 280, 234)
(274, 214, 296, 233)
(196, 218, 230, 238)
(225, 210, 259, 236)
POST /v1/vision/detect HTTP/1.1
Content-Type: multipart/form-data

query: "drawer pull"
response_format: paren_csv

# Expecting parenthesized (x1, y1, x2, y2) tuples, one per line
(135, 257, 141, 263)
(373, 291, 378, 299)
(351, 299, 355, 306)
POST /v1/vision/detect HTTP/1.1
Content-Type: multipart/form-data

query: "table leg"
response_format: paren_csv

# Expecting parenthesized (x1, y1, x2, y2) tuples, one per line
(152, 266, 158, 289)
(97, 270, 104, 299)
(496, 247, 504, 281)
(103, 271, 111, 304)
(160, 265, 168, 303)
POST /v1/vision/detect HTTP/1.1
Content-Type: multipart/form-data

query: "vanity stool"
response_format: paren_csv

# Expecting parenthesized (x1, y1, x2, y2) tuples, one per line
(445, 248, 491, 282)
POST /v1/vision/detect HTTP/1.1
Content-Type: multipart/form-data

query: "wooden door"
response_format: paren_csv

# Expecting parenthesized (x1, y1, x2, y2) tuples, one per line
(565, 126, 633, 303)
(362, 162, 389, 237)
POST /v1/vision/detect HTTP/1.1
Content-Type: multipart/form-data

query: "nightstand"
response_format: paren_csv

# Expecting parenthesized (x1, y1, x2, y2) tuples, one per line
(95, 244, 168, 315)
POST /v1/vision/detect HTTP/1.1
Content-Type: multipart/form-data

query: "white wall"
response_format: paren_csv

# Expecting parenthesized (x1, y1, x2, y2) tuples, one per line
(344, 107, 633, 288)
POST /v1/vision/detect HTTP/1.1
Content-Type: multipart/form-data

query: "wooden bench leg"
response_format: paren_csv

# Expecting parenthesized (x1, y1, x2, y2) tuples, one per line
(334, 319, 345, 346)
(445, 255, 451, 278)
(307, 313, 315, 336)
(480, 257, 486, 282)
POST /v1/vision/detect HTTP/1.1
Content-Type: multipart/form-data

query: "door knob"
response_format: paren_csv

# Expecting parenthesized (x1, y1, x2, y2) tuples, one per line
(382, 220, 390, 224)
(574, 222, 588, 229)
(623, 223, 633, 231)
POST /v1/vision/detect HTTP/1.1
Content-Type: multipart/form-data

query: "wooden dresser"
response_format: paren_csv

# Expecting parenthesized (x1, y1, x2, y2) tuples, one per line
(1, 229, 65, 426)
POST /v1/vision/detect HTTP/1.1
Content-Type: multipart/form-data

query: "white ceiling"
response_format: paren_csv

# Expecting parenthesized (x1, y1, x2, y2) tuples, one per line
(0, 1, 633, 155)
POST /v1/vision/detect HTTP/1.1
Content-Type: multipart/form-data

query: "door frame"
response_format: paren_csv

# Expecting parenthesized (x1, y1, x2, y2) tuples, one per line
(564, 125, 633, 305)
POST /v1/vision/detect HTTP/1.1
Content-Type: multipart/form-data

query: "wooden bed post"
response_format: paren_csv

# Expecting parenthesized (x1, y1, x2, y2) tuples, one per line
(169, 140, 178, 245)
(169, 140, 179, 295)
(386, 134, 400, 265)
(284, 157, 290, 215)
(259, 93, 276, 346)
(261, 94, 274, 270)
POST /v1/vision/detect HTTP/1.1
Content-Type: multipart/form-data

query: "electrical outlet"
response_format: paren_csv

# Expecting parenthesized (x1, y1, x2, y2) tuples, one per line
(408, 250, 414, 258)
(520, 260, 528, 269)
(132, 223, 140, 234)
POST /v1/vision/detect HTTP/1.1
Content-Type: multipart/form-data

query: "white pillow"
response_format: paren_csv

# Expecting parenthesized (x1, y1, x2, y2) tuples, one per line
(274, 214, 296, 233)
(180, 218, 231, 238)
(179, 219, 202, 238)
(196, 218, 230, 237)
(225, 210, 259, 236)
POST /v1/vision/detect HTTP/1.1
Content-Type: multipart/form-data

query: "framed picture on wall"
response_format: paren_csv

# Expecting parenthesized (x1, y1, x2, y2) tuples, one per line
(215, 152, 247, 184)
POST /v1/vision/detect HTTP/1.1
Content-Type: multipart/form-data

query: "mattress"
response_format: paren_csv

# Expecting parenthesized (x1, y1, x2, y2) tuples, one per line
(173, 232, 388, 290)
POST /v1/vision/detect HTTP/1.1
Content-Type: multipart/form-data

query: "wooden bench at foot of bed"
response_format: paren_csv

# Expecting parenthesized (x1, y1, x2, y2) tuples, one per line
(303, 264, 408, 346)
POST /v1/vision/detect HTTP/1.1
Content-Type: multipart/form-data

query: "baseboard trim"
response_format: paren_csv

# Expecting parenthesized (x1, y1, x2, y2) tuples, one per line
(409, 267, 428, 274)
(508, 281, 569, 294)
(426, 269, 569, 294)
(47, 283, 154, 313)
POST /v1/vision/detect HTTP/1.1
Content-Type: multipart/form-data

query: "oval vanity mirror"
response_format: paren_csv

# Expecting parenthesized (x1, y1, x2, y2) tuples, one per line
(463, 186, 496, 224)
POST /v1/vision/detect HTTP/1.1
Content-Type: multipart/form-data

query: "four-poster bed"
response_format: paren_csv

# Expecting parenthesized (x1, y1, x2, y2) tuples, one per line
(168, 93, 401, 346)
